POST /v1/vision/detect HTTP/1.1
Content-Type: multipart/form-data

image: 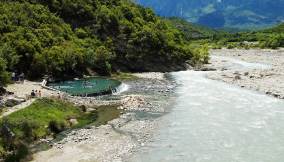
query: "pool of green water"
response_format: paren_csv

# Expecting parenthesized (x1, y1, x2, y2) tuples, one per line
(48, 77, 121, 96)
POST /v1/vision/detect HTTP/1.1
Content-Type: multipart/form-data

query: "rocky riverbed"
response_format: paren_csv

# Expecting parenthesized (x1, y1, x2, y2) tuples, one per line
(32, 73, 176, 162)
(32, 48, 284, 162)
(206, 49, 284, 99)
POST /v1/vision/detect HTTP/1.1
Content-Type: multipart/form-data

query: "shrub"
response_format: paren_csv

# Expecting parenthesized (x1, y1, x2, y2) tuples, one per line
(80, 105, 87, 112)
(4, 143, 29, 162)
(48, 120, 66, 134)
(21, 120, 39, 141)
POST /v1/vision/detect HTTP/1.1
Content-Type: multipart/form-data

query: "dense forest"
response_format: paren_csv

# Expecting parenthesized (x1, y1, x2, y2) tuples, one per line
(0, 0, 210, 87)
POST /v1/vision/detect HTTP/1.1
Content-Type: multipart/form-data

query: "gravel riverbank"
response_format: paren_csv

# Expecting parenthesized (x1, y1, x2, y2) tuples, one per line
(206, 49, 284, 99)
(32, 73, 176, 162)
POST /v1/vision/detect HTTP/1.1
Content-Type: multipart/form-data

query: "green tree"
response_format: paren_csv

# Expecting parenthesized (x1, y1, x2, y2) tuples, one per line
(0, 58, 10, 87)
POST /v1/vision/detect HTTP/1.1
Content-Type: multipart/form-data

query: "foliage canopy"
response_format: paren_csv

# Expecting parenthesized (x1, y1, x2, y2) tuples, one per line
(0, 0, 204, 85)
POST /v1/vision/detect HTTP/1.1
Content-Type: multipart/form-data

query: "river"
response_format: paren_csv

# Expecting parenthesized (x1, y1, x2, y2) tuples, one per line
(128, 57, 284, 162)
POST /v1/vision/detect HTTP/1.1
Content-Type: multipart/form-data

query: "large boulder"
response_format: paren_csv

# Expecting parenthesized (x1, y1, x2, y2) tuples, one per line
(4, 98, 24, 107)
(0, 87, 6, 96)
(0, 99, 5, 108)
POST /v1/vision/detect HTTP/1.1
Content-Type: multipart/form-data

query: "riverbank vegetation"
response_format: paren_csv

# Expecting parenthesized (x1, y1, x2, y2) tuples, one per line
(167, 18, 284, 50)
(0, 0, 212, 87)
(213, 23, 284, 49)
(0, 98, 121, 161)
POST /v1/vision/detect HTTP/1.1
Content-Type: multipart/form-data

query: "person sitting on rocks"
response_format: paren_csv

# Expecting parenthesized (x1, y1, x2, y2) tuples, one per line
(57, 92, 61, 99)
(35, 90, 38, 97)
(31, 90, 36, 98)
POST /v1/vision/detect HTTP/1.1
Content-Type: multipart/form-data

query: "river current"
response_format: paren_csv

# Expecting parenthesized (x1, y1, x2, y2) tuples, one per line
(128, 57, 284, 162)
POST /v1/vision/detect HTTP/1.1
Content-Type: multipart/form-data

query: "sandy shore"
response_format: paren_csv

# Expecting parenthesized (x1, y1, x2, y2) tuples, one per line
(1, 81, 57, 117)
(6, 80, 55, 98)
(32, 73, 175, 162)
(207, 49, 284, 99)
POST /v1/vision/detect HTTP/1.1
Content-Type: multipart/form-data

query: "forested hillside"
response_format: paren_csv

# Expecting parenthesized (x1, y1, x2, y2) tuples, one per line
(164, 17, 220, 40)
(0, 0, 208, 86)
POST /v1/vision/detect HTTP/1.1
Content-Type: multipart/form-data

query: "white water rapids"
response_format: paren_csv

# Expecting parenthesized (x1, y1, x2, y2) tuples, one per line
(128, 57, 284, 162)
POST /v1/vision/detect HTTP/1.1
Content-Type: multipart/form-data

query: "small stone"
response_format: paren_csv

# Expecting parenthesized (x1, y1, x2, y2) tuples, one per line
(273, 94, 280, 98)
(69, 119, 78, 126)
(234, 75, 241, 80)
(266, 91, 272, 95)
(233, 71, 240, 75)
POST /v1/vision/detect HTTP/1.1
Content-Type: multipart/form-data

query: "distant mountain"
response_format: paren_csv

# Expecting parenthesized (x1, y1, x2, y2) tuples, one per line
(135, 0, 284, 29)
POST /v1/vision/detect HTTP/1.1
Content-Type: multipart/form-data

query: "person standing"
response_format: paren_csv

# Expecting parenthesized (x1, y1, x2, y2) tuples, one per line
(11, 72, 16, 81)
(38, 90, 42, 97)
(35, 90, 39, 97)
(19, 73, 25, 84)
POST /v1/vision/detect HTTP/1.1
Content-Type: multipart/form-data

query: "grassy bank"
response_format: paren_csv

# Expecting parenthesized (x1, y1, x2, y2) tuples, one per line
(0, 98, 122, 161)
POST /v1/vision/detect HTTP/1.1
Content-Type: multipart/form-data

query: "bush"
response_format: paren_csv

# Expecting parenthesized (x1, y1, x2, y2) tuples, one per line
(227, 44, 235, 49)
(21, 120, 39, 141)
(0, 58, 10, 87)
(190, 44, 209, 64)
(48, 120, 66, 134)
(79, 105, 87, 112)
(4, 143, 29, 162)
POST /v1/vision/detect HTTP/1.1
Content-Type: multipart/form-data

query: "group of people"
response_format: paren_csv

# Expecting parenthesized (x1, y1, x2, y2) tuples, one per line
(11, 72, 25, 83)
(30, 90, 42, 98)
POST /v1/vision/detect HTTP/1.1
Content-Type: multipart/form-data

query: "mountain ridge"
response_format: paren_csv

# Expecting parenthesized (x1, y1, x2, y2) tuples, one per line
(135, 0, 284, 29)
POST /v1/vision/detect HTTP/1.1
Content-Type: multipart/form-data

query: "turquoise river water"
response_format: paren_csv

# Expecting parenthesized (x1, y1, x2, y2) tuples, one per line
(48, 77, 121, 96)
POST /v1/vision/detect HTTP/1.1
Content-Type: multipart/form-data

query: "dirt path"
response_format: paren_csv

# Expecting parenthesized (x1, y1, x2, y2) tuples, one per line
(0, 99, 36, 118)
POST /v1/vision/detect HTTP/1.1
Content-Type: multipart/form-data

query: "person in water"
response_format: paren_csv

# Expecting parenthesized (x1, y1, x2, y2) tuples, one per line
(83, 80, 87, 88)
